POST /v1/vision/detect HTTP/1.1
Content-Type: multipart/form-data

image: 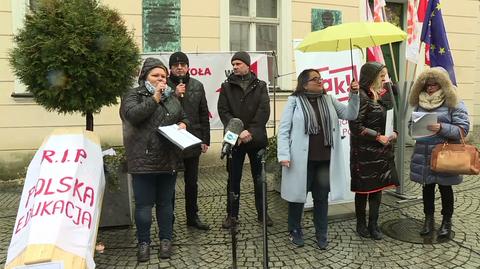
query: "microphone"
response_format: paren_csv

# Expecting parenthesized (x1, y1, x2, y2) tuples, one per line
(221, 118, 244, 159)
(179, 77, 184, 98)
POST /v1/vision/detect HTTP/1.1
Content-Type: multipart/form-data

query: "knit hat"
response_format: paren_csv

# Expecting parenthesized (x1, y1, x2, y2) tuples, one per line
(231, 51, 251, 66)
(138, 57, 168, 85)
(359, 61, 386, 90)
(169, 52, 189, 68)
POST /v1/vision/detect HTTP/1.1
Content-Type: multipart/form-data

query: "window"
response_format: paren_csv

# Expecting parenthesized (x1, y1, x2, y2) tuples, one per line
(229, 0, 279, 52)
(11, 0, 38, 95)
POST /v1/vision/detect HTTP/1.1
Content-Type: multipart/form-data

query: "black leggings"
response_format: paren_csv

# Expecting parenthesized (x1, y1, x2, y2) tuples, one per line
(422, 183, 454, 217)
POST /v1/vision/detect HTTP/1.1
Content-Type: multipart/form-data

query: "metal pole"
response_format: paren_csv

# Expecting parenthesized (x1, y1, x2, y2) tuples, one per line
(272, 51, 279, 135)
(227, 153, 238, 269)
(259, 149, 269, 269)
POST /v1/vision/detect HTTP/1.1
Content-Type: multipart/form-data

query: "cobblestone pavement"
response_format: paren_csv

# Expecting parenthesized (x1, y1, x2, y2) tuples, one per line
(1, 148, 480, 268)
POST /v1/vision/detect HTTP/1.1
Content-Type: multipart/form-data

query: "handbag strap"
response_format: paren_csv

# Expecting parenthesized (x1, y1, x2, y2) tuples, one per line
(457, 126, 466, 145)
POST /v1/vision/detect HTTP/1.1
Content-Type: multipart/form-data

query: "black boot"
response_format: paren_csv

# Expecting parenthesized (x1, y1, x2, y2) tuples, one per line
(368, 192, 383, 240)
(355, 194, 370, 238)
(368, 218, 383, 240)
(438, 216, 452, 238)
(356, 218, 370, 238)
(187, 215, 210, 230)
(419, 214, 434, 236)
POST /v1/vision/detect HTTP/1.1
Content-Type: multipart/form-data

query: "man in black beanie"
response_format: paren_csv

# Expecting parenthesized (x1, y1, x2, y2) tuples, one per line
(217, 51, 273, 228)
(167, 51, 211, 230)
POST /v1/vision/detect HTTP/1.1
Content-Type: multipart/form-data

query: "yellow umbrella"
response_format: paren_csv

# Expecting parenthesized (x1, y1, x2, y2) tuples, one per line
(296, 22, 407, 77)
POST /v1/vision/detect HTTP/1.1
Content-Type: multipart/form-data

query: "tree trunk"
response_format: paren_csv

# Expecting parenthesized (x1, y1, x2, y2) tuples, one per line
(86, 112, 94, 131)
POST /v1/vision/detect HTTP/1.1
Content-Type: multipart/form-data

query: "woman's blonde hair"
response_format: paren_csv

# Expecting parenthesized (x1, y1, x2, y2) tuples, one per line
(370, 67, 386, 101)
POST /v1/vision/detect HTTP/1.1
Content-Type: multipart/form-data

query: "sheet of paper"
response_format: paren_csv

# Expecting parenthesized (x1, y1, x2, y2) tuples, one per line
(411, 112, 438, 138)
(158, 124, 202, 150)
(385, 109, 394, 137)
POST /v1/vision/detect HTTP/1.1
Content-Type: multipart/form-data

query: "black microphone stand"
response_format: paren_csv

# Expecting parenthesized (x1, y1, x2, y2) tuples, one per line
(226, 149, 238, 269)
(258, 149, 269, 269)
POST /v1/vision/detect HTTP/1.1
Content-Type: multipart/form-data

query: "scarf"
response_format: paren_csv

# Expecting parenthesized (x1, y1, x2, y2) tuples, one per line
(298, 92, 333, 147)
(418, 89, 445, 110)
(169, 72, 190, 85)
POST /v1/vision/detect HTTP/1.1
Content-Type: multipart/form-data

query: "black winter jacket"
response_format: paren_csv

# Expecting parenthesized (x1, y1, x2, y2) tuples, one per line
(120, 86, 189, 173)
(168, 76, 210, 158)
(217, 72, 270, 150)
(349, 89, 399, 193)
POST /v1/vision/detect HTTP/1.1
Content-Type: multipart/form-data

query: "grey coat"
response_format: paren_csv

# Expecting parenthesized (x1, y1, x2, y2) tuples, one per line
(409, 68, 470, 186)
(277, 92, 360, 203)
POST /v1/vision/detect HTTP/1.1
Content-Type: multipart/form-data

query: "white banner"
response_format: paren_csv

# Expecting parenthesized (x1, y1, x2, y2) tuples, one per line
(6, 129, 105, 269)
(141, 52, 269, 129)
(294, 40, 364, 205)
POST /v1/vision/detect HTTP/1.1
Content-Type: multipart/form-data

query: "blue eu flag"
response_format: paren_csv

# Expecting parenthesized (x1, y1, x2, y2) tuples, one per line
(420, 0, 457, 85)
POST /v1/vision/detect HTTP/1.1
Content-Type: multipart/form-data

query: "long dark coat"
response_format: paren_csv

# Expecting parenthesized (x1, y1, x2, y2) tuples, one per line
(349, 62, 399, 193)
(217, 72, 270, 150)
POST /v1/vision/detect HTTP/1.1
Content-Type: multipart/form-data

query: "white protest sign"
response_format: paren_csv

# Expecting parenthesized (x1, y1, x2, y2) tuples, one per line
(142, 52, 269, 129)
(6, 129, 105, 269)
(294, 39, 364, 205)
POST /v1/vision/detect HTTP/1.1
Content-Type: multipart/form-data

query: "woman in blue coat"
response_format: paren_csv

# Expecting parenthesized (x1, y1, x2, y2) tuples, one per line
(277, 69, 359, 249)
(409, 67, 469, 238)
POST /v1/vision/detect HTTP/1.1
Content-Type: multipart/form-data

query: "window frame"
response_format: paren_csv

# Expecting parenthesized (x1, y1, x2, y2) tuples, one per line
(228, 0, 280, 53)
(220, 0, 292, 91)
(10, 0, 32, 96)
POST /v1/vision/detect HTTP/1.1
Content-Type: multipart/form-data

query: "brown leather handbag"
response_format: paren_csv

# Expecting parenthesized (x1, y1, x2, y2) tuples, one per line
(431, 127, 480, 175)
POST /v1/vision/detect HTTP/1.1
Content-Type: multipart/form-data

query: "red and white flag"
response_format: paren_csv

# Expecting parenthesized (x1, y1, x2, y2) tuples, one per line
(366, 1, 385, 64)
(406, 0, 428, 64)
(406, 0, 422, 63)
(373, 0, 386, 22)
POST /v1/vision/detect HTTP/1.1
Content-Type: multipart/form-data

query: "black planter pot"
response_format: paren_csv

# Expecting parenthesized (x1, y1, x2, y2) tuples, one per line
(99, 170, 134, 227)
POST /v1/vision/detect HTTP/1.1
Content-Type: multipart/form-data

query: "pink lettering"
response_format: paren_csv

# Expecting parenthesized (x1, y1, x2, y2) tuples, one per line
(83, 186, 95, 207)
(15, 216, 25, 234)
(41, 150, 55, 163)
(74, 149, 87, 162)
(58, 176, 73, 193)
(65, 201, 74, 218)
(40, 200, 53, 216)
(25, 186, 36, 208)
(72, 179, 84, 203)
(61, 149, 69, 163)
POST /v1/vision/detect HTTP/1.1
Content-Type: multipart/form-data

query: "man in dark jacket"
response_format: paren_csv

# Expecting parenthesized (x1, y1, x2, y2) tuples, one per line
(168, 52, 211, 230)
(217, 51, 272, 228)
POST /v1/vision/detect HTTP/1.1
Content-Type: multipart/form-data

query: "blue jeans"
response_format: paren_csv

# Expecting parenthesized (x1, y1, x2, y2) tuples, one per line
(132, 173, 176, 243)
(226, 146, 264, 218)
(288, 160, 330, 237)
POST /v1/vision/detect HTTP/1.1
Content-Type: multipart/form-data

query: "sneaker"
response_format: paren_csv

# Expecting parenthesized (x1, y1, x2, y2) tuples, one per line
(136, 242, 150, 262)
(158, 239, 172, 259)
(257, 214, 274, 227)
(289, 229, 304, 247)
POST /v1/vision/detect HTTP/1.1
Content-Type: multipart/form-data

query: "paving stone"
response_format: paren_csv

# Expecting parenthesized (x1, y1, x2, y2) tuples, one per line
(1, 148, 480, 268)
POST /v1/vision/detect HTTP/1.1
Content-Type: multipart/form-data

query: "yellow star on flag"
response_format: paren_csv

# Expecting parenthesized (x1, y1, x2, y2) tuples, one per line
(430, 44, 436, 52)
(436, 3, 441, 11)
(439, 47, 446, 55)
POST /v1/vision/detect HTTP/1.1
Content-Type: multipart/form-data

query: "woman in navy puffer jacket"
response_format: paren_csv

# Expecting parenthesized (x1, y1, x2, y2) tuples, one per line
(408, 67, 469, 239)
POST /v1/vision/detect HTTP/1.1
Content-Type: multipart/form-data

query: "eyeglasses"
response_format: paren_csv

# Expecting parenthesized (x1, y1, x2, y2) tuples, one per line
(172, 62, 187, 68)
(308, 77, 323, 83)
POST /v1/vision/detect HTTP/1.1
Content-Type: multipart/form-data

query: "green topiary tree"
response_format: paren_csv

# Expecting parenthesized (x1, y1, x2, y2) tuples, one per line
(10, 0, 140, 131)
